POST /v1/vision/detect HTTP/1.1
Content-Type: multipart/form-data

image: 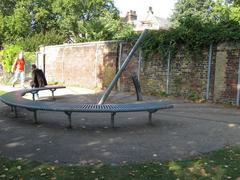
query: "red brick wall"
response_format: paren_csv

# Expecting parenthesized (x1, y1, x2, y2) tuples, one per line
(214, 43, 240, 104)
(40, 41, 240, 105)
(140, 43, 240, 104)
(40, 41, 140, 90)
(119, 43, 140, 92)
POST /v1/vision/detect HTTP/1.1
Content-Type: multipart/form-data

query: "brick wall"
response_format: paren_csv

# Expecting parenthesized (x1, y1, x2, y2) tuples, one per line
(140, 47, 214, 98)
(140, 43, 239, 104)
(39, 41, 240, 105)
(213, 43, 240, 104)
(39, 41, 140, 90)
(118, 43, 140, 92)
(140, 53, 168, 96)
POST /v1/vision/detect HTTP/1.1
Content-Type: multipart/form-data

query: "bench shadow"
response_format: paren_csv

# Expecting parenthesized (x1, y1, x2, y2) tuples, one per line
(1, 105, 177, 133)
(36, 91, 165, 104)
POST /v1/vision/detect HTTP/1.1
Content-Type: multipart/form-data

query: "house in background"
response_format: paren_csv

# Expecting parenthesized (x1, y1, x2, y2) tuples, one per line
(123, 7, 170, 31)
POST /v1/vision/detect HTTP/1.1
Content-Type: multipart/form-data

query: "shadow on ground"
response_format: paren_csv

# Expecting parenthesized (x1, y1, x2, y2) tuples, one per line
(0, 89, 240, 165)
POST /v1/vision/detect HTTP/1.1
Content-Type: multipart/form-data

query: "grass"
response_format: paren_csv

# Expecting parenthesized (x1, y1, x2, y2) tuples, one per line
(0, 90, 6, 95)
(1, 146, 240, 179)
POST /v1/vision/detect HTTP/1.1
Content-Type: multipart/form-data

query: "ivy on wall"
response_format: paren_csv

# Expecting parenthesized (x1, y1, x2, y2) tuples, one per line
(139, 17, 240, 61)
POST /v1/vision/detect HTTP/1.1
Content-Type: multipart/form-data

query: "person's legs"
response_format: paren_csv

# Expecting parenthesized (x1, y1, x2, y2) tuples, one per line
(12, 71, 20, 87)
(20, 71, 25, 88)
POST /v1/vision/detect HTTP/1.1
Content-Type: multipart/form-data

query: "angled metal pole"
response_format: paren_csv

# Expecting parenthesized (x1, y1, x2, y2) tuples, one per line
(206, 43, 213, 100)
(98, 29, 148, 104)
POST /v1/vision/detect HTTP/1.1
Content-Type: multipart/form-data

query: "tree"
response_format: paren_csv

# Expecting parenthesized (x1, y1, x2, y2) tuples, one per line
(75, 11, 134, 42)
(51, 0, 132, 42)
(4, 6, 32, 42)
(171, 0, 215, 27)
(212, 0, 240, 24)
(27, 0, 58, 34)
(0, 0, 16, 16)
(0, 14, 5, 47)
(0, 0, 134, 49)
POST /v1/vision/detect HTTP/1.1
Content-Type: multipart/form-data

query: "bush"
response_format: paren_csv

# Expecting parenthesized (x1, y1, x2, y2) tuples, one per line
(15, 31, 65, 52)
(187, 91, 202, 102)
(0, 45, 22, 73)
(0, 45, 36, 84)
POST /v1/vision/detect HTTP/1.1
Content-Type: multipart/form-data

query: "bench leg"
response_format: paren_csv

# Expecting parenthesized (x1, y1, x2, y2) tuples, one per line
(32, 93, 35, 101)
(65, 112, 72, 129)
(148, 112, 152, 125)
(50, 89, 56, 100)
(10, 106, 14, 112)
(31, 92, 39, 101)
(111, 112, 116, 128)
(33, 110, 38, 124)
(14, 106, 18, 118)
(27, 109, 38, 124)
(148, 110, 157, 125)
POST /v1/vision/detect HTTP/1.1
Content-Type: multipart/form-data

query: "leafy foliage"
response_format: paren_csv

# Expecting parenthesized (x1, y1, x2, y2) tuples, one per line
(171, 0, 215, 27)
(0, 45, 22, 73)
(0, 0, 134, 49)
(0, 0, 16, 16)
(15, 30, 65, 52)
(75, 11, 135, 42)
(0, 45, 35, 73)
(51, 0, 134, 42)
(141, 0, 240, 58)
(0, 14, 4, 47)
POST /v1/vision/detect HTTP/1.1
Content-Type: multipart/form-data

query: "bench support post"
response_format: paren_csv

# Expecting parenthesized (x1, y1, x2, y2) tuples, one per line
(148, 110, 157, 125)
(65, 112, 72, 128)
(33, 110, 38, 124)
(10, 106, 14, 112)
(148, 112, 152, 125)
(27, 109, 38, 124)
(50, 89, 56, 100)
(31, 91, 40, 101)
(14, 106, 18, 118)
(32, 93, 35, 101)
(132, 73, 143, 101)
(111, 112, 116, 128)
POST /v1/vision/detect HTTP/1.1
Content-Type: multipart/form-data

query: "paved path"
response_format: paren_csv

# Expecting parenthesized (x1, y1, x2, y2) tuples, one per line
(0, 85, 240, 165)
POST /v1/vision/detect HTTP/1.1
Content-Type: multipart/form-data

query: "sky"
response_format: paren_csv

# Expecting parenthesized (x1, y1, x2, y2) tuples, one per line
(114, 0, 177, 20)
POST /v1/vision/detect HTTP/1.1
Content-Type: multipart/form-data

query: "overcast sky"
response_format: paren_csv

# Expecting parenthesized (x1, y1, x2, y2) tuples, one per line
(114, 0, 177, 20)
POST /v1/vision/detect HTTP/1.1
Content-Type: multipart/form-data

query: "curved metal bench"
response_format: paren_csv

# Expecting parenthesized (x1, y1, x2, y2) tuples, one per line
(24, 85, 66, 100)
(0, 88, 173, 128)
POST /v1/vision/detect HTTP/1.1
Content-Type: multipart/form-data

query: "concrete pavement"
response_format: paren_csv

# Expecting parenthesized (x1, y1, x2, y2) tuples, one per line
(0, 85, 240, 165)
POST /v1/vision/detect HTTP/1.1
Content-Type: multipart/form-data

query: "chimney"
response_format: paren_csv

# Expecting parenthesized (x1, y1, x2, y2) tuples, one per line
(148, 6, 154, 14)
(126, 10, 137, 23)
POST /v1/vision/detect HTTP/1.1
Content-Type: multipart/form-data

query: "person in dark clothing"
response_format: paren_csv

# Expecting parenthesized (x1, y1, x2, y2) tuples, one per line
(30, 64, 47, 88)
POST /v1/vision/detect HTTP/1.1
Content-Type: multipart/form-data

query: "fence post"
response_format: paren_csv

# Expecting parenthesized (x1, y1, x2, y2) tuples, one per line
(237, 56, 240, 106)
(166, 51, 171, 94)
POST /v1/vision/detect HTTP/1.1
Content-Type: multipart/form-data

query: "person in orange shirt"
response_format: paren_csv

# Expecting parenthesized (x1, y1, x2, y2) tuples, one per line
(11, 51, 25, 87)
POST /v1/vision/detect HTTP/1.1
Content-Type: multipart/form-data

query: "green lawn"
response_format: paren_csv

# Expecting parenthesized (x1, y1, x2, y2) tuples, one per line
(1, 146, 240, 179)
(0, 90, 5, 95)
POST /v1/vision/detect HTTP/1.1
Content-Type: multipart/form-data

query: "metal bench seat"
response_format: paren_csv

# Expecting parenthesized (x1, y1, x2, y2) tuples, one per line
(0, 88, 173, 128)
(23, 85, 66, 100)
